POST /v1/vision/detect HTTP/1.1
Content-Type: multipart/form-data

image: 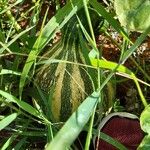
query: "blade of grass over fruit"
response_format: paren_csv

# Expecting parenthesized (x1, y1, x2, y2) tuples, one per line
(121, 25, 150, 63)
(77, 13, 101, 95)
(77, 16, 98, 53)
(77, 14, 103, 91)
(19, 7, 49, 99)
(46, 91, 100, 150)
(19, 0, 84, 98)
(77, 12, 103, 97)
(90, 0, 129, 40)
(0, 113, 18, 131)
(90, 59, 148, 107)
(77, 14, 104, 105)
(0, 90, 48, 121)
(82, 0, 96, 45)
(80, 3, 102, 146)
(78, 29, 97, 90)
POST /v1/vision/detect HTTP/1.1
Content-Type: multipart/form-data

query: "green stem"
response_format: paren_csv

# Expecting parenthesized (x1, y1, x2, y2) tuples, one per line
(85, 104, 97, 150)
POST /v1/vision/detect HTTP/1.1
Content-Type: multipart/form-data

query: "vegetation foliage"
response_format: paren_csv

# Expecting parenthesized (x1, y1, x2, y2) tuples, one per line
(0, 0, 150, 149)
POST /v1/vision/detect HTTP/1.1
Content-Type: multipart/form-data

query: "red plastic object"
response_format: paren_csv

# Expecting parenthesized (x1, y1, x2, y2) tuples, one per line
(94, 113, 144, 150)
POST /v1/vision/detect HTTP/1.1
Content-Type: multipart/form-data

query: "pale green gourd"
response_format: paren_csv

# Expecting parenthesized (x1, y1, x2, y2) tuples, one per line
(114, 0, 150, 32)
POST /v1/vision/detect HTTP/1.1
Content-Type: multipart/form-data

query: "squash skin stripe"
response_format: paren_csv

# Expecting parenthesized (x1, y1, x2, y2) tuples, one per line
(52, 63, 67, 121)
(71, 65, 85, 113)
(60, 64, 73, 121)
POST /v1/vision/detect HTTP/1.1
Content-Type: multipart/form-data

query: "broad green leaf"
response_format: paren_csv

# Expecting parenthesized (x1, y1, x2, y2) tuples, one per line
(46, 91, 99, 150)
(140, 105, 150, 134)
(0, 113, 17, 131)
(138, 135, 150, 150)
(114, 0, 150, 32)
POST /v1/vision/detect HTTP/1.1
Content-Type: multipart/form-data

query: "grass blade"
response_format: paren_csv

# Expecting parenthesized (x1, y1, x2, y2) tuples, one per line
(92, 129, 128, 150)
(121, 26, 150, 63)
(0, 113, 17, 131)
(1, 134, 17, 150)
(0, 69, 21, 76)
(13, 137, 27, 150)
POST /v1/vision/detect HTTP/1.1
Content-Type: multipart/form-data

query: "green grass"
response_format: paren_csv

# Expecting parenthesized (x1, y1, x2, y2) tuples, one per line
(0, 0, 150, 149)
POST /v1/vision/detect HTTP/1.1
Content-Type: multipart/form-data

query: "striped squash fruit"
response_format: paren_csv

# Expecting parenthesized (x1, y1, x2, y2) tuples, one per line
(35, 8, 102, 122)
